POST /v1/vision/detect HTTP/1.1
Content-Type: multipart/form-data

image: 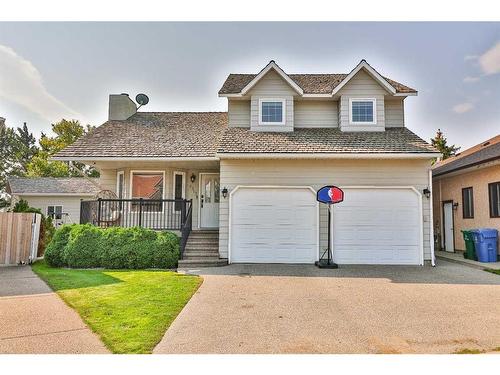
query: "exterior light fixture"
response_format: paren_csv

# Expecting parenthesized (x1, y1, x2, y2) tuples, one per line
(221, 187, 228, 199)
(423, 188, 431, 199)
(190, 173, 196, 183)
(453, 202, 459, 211)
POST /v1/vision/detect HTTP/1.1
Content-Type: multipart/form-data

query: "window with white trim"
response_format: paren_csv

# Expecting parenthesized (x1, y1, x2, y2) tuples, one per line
(47, 205, 63, 220)
(349, 98, 376, 124)
(259, 99, 286, 125)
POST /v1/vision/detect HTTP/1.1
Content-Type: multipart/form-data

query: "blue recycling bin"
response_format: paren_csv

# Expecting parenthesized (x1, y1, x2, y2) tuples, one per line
(473, 228, 498, 263)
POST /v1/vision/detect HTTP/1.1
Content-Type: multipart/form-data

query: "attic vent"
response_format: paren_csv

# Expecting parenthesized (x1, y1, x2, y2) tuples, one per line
(483, 141, 490, 147)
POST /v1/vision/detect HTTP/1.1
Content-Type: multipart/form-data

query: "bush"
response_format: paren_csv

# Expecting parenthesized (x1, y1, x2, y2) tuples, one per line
(44, 224, 73, 267)
(13, 199, 55, 256)
(64, 224, 104, 268)
(44, 224, 180, 269)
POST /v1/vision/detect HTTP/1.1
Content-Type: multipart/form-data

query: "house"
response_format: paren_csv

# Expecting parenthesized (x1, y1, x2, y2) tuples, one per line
(432, 135, 500, 254)
(53, 60, 439, 266)
(6, 177, 100, 226)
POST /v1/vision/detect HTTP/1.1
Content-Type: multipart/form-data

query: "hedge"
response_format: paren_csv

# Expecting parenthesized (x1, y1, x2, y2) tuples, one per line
(44, 224, 180, 269)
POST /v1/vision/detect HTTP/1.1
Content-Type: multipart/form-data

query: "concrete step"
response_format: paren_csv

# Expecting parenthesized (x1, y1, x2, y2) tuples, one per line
(178, 259, 228, 268)
(190, 231, 219, 238)
(184, 250, 220, 256)
(186, 239, 219, 246)
(183, 254, 221, 260)
(185, 244, 219, 251)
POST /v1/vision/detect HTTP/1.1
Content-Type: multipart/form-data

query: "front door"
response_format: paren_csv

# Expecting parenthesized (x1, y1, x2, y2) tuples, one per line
(200, 173, 220, 228)
(443, 202, 454, 252)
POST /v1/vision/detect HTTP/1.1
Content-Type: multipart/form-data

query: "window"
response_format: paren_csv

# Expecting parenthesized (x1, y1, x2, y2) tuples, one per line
(173, 172, 185, 211)
(47, 205, 63, 220)
(131, 171, 164, 211)
(489, 182, 500, 218)
(349, 98, 376, 124)
(462, 187, 474, 219)
(259, 99, 285, 125)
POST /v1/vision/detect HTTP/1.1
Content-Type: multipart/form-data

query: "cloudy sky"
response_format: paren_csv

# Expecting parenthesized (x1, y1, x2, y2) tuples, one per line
(0, 22, 498, 149)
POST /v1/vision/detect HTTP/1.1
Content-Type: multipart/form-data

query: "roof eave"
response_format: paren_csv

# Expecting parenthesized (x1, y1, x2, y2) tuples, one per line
(217, 152, 441, 160)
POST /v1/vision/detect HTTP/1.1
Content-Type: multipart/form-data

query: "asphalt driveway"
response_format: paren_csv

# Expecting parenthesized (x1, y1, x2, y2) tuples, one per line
(155, 260, 500, 354)
(0, 266, 108, 354)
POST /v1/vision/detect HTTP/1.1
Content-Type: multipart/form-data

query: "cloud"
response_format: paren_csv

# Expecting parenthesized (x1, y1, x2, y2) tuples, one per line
(478, 41, 500, 75)
(463, 76, 480, 83)
(452, 102, 474, 114)
(0, 44, 81, 123)
(464, 55, 479, 61)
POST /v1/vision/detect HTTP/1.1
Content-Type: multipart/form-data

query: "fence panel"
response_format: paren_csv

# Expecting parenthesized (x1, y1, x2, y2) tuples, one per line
(0, 212, 41, 265)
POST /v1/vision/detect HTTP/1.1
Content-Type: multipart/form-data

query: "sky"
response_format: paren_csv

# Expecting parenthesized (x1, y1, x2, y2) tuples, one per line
(0, 22, 499, 150)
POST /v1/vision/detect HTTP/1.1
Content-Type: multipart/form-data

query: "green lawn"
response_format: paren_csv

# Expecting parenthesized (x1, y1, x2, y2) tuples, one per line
(485, 268, 500, 275)
(32, 261, 202, 354)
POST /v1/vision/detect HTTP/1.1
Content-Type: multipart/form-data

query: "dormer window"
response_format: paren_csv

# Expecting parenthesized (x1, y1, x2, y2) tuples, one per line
(349, 98, 376, 125)
(259, 98, 286, 125)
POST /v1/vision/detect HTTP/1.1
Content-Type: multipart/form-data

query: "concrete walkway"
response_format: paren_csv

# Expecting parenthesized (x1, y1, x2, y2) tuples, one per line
(0, 266, 108, 354)
(436, 250, 500, 270)
(155, 259, 500, 354)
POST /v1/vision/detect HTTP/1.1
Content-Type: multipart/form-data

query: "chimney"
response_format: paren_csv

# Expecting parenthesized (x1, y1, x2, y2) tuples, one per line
(108, 93, 137, 121)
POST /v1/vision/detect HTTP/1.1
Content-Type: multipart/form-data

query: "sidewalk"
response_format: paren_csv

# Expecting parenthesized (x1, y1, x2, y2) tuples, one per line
(0, 266, 108, 354)
(435, 250, 500, 271)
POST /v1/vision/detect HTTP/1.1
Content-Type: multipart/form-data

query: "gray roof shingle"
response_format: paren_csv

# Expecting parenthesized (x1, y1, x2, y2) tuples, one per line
(54, 112, 228, 158)
(7, 177, 100, 195)
(219, 74, 416, 95)
(432, 135, 500, 176)
(218, 127, 437, 154)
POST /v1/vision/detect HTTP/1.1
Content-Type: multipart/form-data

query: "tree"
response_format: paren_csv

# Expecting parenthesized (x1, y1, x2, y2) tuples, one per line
(13, 122, 38, 173)
(26, 119, 99, 178)
(431, 129, 461, 161)
(0, 119, 28, 192)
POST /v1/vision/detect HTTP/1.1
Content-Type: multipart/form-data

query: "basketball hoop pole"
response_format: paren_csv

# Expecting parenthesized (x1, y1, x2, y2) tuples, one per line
(317, 203, 338, 269)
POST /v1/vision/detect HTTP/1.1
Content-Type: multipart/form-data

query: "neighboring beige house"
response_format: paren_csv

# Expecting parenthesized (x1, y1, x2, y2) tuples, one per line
(53, 60, 440, 267)
(6, 177, 100, 226)
(432, 135, 500, 254)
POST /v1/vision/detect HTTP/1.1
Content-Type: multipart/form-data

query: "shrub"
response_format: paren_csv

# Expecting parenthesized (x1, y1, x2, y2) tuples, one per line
(44, 224, 180, 269)
(44, 224, 73, 267)
(154, 231, 180, 269)
(64, 224, 104, 268)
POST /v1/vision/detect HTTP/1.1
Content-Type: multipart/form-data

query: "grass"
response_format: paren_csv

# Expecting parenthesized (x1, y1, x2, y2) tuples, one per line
(484, 268, 500, 275)
(32, 261, 202, 354)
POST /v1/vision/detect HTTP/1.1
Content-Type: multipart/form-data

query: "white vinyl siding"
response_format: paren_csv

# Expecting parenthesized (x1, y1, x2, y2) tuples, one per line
(294, 101, 338, 128)
(228, 100, 250, 128)
(385, 98, 405, 128)
(219, 158, 433, 262)
(338, 69, 386, 132)
(247, 70, 296, 132)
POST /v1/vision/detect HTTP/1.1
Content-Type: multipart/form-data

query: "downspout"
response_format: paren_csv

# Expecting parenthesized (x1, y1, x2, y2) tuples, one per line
(429, 168, 436, 266)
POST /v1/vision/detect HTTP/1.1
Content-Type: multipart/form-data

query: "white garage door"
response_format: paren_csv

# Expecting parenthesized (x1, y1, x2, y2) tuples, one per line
(230, 187, 318, 263)
(333, 188, 422, 265)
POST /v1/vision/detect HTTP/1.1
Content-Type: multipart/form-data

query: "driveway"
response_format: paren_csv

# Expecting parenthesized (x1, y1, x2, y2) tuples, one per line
(0, 266, 108, 354)
(155, 260, 500, 354)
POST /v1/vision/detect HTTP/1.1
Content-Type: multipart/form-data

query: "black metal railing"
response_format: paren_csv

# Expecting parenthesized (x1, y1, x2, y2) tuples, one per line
(179, 201, 193, 260)
(80, 198, 192, 230)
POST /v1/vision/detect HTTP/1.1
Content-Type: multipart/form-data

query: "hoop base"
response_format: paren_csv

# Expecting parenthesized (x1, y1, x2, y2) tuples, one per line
(315, 260, 339, 269)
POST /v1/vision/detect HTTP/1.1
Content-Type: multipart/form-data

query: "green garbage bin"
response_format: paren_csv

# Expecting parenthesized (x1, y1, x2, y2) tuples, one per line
(462, 230, 476, 260)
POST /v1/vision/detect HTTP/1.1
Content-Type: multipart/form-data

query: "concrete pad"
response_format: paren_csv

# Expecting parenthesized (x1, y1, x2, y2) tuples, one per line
(0, 266, 108, 354)
(155, 260, 500, 354)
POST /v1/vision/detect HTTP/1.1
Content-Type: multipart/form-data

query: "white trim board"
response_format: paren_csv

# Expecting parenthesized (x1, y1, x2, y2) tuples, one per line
(172, 171, 186, 199)
(217, 153, 441, 160)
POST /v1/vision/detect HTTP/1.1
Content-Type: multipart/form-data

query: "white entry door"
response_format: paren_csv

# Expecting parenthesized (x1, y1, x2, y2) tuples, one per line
(200, 173, 220, 228)
(230, 187, 318, 264)
(443, 202, 454, 252)
(332, 188, 422, 265)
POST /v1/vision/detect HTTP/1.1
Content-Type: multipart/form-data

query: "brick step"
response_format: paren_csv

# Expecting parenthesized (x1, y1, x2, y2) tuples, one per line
(178, 259, 228, 268)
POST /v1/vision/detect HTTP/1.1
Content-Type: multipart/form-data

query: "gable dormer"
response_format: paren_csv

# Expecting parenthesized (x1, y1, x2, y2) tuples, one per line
(219, 60, 417, 133)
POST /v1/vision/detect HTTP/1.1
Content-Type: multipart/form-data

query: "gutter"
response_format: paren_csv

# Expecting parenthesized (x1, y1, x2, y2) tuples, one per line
(217, 152, 441, 160)
(429, 168, 436, 266)
(52, 156, 220, 162)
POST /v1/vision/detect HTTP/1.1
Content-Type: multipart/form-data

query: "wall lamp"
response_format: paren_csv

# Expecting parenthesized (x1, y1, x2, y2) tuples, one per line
(423, 188, 431, 199)
(453, 202, 459, 211)
(221, 187, 229, 199)
(190, 173, 196, 183)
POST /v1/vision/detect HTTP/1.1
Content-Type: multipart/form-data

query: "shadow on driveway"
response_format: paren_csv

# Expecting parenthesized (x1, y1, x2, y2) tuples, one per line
(180, 259, 500, 285)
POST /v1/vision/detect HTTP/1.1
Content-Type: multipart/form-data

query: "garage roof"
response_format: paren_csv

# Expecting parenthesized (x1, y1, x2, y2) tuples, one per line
(6, 177, 100, 196)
